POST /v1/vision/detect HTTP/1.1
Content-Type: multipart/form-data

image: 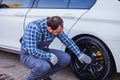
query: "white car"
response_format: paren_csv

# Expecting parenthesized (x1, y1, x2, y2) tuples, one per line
(0, 0, 120, 80)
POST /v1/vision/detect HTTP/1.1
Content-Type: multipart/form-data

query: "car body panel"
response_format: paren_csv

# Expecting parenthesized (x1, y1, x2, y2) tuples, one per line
(0, 9, 30, 51)
(66, 0, 120, 72)
(0, 0, 120, 73)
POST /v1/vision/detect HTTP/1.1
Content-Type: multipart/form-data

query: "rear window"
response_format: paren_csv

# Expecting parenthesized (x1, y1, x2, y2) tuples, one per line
(69, 0, 96, 9)
(37, 0, 96, 9)
(38, 0, 69, 8)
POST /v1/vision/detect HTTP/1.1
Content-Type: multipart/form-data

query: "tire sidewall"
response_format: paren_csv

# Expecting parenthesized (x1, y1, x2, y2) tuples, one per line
(71, 36, 112, 80)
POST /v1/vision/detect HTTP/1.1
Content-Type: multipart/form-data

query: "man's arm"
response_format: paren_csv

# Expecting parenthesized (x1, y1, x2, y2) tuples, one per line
(57, 31, 82, 57)
(57, 31, 92, 64)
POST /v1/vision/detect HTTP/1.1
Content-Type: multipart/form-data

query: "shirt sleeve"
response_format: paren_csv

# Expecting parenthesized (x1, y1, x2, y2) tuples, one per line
(23, 22, 52, 60)
(57, 31, 82, 57)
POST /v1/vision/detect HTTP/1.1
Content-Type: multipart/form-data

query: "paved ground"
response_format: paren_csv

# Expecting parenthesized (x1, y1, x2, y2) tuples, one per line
(0, 50, 79, 80)
(0, 50, 120, 80)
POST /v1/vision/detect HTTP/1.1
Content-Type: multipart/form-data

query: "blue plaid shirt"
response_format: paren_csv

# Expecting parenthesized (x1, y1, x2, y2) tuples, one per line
(21, 19, 82, 61)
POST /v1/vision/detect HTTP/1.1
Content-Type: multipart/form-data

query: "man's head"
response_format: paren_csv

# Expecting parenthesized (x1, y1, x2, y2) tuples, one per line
(46, 16, 63, 35)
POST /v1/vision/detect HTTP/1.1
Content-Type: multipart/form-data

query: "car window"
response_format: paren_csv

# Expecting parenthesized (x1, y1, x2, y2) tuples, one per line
(38, 0, 69, 8)
(1, 0, 32, 8)
(0, 0, 2, 3)
(69, 0, 96, 9)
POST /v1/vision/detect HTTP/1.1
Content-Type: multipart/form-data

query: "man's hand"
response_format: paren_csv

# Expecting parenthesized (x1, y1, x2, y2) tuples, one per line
(78, 53, 92, 64)
(50, 53, 58, 65)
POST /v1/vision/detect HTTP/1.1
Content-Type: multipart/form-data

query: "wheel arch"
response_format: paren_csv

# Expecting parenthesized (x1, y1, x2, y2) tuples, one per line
(65, 34, 116, 73)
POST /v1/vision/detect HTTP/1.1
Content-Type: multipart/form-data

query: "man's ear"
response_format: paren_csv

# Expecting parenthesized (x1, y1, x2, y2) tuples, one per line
(47, 26, 53, 33)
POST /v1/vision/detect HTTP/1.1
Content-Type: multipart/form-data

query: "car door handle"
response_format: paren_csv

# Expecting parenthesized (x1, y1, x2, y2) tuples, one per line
(62, 14, 75, 19)
(14, 13, 24, 17)
(62, 16, 75, 19)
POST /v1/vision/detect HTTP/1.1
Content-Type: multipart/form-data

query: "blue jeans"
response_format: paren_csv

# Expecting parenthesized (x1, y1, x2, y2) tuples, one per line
(20, 49, 71, 80)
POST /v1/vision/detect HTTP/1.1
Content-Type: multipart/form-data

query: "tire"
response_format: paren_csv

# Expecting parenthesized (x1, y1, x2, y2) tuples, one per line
(69, 36, 114, 80)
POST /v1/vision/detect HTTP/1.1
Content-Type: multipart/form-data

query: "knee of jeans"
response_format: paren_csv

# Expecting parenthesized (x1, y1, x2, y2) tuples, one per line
(34, 62, 51, 73)
(60, 54, 71, 66)
(65, 54, 71, 64)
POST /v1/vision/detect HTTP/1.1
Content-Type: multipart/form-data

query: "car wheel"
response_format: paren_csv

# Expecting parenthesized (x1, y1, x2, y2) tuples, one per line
(69, 36, 114, 80)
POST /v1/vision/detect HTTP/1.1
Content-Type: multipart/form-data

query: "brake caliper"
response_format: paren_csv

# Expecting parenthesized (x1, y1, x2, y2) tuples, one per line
(96, 51, 103, 63)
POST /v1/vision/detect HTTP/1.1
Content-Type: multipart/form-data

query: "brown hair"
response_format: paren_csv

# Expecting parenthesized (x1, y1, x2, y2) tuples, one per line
(46, 16, 63, 30)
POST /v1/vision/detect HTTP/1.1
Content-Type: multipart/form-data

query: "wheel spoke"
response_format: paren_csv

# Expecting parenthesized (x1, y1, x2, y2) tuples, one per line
(83, 43, 95, 55)
(89, 64, 98, 78)
(71, 37, 110, 80)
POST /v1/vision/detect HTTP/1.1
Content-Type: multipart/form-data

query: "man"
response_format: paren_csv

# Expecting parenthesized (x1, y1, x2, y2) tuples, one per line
(20, 16, 92, 80)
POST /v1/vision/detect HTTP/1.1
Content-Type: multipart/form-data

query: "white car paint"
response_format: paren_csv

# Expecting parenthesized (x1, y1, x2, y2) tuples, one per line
(0, 9, 30, 51)
(67, 0, 120, 72)
(0, 0, 120, 73)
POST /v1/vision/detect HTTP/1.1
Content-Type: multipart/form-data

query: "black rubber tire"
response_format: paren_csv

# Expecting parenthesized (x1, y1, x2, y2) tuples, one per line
(70, 36, 114, 80)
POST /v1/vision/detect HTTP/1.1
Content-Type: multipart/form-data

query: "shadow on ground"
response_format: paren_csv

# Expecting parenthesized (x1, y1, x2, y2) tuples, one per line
(0, 74, 15, 80)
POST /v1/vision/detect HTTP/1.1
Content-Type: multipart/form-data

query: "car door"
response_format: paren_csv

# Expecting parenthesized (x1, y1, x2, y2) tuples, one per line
(0, 0, 33, 51)
(25, 0, 96, 50)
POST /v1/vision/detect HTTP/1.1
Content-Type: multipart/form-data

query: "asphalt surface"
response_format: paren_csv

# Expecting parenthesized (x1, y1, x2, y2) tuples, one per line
(0, 50, 79, 80)
(0, 50, 120, 80)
